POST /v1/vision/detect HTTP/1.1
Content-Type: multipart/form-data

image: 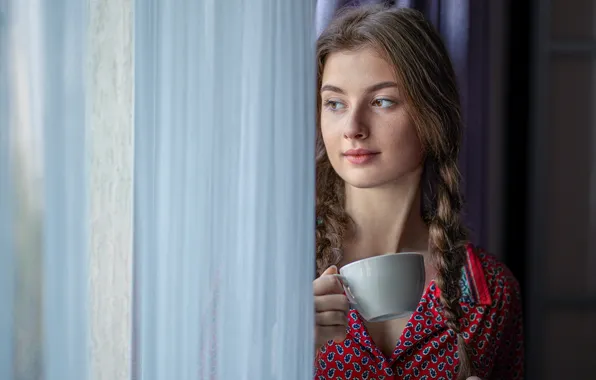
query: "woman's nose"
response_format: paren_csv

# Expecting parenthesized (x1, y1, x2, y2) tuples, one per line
(343, 109, 369, 140)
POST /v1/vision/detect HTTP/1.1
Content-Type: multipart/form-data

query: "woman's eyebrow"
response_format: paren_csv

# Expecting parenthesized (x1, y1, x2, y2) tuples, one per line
(320, 81, 398, 94)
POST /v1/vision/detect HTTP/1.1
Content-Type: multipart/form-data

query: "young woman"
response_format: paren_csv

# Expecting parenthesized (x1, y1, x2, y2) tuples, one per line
(313, 6, 523, 380)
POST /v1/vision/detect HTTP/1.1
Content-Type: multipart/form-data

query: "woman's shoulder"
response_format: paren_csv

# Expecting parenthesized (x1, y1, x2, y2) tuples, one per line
(464, 245, 524, 378)
(464, 243, 522, 308)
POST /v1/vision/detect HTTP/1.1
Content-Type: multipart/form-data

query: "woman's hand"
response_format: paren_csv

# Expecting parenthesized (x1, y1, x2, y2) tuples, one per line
(313, 265, 350, 352)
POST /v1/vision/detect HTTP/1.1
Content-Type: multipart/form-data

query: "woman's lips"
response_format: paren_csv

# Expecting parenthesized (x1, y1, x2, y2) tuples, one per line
(343, 149, 380, 164)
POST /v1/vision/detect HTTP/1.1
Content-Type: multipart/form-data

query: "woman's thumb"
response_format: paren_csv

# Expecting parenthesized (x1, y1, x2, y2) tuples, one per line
(322, 265, 338, 275)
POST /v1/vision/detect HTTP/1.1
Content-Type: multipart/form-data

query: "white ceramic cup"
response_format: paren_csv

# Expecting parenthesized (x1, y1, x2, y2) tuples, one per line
(334, 252, 425, 322)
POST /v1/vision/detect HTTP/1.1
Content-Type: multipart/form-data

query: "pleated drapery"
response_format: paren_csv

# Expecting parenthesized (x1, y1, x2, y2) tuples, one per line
(133, 1, 316, 379)
(0, 1, 89, 379)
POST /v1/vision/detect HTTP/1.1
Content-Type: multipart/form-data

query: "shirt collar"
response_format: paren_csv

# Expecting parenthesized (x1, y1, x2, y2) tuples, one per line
(432, 244, 492, 306)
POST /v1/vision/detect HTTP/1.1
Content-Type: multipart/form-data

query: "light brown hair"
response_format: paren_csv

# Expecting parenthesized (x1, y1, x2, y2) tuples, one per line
(315, 5, 473, 379)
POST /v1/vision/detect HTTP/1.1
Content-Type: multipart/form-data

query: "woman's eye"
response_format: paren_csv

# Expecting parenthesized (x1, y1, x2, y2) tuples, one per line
(324, 100, 346, 111)
(372, 99, 394, 108)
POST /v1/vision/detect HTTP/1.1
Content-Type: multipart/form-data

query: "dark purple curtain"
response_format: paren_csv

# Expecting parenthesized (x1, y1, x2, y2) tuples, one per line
(316, 0, 490, 247)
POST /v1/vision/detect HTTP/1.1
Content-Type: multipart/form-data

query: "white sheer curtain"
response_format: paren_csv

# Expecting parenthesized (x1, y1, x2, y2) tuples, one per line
(0, 2, 15, 377)
(0, 1, 89, 379)
(133, 1, 316, 379)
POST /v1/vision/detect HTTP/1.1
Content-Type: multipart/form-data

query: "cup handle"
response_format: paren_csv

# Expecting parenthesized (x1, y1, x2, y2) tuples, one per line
(332, 274, 357, 306)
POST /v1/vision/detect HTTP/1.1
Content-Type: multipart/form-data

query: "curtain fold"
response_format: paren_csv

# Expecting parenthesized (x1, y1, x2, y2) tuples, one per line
(0, 2, 15, 378)
(42, 1, 89, 379)
(0, 0, 89, 379)
(133, 1, 316, 379)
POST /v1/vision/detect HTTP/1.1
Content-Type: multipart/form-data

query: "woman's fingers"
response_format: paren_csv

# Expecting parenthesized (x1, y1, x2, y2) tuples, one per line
(314, 324, 348, 344)
(315, 310, 348, 326)
(315, 294, 350, 313)
(314, 266, 350, 347)
(314, 273, 344, 296)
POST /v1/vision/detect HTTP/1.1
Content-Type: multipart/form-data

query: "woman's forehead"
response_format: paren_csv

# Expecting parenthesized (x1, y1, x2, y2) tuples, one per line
(322, 49, 395, 84)
(321, 48, 398, 92)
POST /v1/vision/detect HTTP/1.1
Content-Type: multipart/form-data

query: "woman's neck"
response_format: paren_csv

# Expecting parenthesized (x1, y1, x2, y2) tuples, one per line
(342, 169, 428, 261)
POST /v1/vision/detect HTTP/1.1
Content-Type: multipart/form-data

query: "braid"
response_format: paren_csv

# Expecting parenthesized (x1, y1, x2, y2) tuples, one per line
(427, 158, 473, 379)
(315, 156, 351, 276)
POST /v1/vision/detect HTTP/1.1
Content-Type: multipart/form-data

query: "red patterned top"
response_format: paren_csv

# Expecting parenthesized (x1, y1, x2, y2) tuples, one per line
(314, 245, 524, 379)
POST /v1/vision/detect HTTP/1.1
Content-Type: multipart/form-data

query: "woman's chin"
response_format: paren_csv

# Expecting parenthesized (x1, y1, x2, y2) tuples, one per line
(341, 174, 388, 189)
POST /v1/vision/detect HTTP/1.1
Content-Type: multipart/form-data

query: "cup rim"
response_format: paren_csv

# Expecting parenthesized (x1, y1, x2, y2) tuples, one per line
(340, 251, 424, 272)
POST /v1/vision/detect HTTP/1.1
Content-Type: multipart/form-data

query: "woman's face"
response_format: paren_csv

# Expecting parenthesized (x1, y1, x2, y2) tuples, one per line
(320, 47, 424, 189)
